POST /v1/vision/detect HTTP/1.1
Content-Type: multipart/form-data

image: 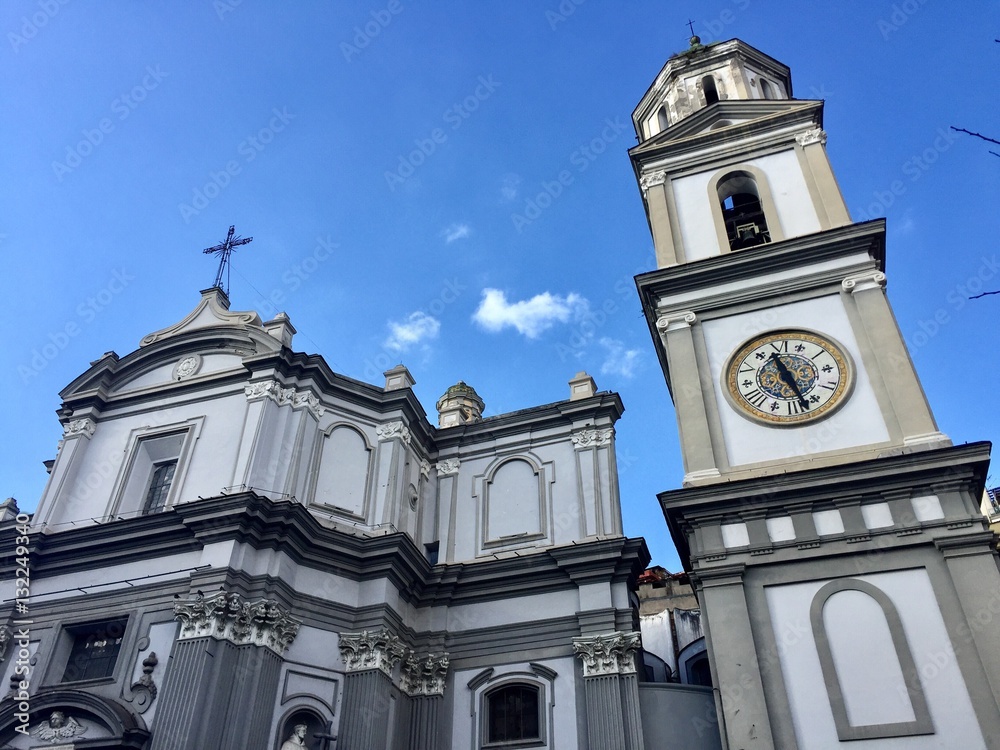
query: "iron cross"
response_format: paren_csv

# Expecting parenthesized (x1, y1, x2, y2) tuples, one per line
(687, 19, 696, 36)
(203, 225, 253, 294)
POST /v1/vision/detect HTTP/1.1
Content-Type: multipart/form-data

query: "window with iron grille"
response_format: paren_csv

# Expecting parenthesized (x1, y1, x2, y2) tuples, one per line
(144, 460, 177, 513)
(486, 684, 540, 744)
(61, 618, 128, 683)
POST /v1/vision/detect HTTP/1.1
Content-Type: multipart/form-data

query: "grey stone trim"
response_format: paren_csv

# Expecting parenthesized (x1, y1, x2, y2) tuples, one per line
(809, 578, 933, 740)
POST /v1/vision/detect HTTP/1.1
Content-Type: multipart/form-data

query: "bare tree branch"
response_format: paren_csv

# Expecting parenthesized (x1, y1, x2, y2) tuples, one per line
(951, 126, 1000, 146)
(970, 289, 1000, 300)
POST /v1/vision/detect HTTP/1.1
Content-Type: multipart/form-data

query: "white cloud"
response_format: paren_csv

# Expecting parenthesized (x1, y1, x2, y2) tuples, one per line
(442, 223, 471, 243)
(472, 288, 589, 338)
(384, 311, 441, 352)
(500, 174, 521, 202)
(599, 337, 641, 378)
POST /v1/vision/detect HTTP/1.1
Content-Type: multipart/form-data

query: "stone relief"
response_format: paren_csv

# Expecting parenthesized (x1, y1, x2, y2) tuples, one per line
(572, 427, 614, 449)
(31, 711, 87, 744)
(127, 651, 159, 713)
(62, 418, 96, 439)
(375, 420, 411, 444)
(435, 458, 460, 476)
(573, 631, 642, 677)
(338, 628, 407, 675)
(173, 591, 300, 654)
(244, 381, 325, 418)
(795, 127, 828, 147)
(400, 651, 450, 697)
(172, 354, 202, 381)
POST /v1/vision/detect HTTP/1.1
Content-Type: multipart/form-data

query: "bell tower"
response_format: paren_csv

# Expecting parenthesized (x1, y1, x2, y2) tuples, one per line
(632, 36, 947, 487)
(632, 37, 1000, 750)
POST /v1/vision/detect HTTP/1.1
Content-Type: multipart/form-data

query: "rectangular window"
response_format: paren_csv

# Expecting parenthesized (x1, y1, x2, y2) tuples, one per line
(61, 618, 128, 683)
(486, 685, 540, 744)
(144, 460, 177, 513)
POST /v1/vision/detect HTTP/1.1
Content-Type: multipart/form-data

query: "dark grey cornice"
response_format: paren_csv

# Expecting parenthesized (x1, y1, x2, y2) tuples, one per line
(5, 493, 649, 610)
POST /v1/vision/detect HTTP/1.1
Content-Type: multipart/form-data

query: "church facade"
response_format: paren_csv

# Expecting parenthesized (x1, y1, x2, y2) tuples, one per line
(3, 34, 1000, 750)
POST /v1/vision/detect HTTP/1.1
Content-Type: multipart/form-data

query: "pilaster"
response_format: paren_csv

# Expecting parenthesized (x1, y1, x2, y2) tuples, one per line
(573, 632, 644, 750)
(338, 629, 407, 750)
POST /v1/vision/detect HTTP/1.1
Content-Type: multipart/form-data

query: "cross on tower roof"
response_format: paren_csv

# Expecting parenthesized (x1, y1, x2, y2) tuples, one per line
(687, 19, 696, 36)
(203, 225, 253, 295)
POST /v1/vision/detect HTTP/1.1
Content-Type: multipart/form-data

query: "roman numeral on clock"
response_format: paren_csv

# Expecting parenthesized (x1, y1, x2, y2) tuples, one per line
(743, 389, 768, 408)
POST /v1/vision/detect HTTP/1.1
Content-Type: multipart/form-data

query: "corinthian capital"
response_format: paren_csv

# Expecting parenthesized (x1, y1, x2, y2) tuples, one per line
(400, 651, 450, 696)
(173, 591, 300, 654)
(572, 631, 642, 677)
(339, 628, 407, 675)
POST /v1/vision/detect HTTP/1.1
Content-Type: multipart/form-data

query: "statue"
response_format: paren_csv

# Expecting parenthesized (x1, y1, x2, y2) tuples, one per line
(31, 711, 87, 743)
(280, 723, 308, 749)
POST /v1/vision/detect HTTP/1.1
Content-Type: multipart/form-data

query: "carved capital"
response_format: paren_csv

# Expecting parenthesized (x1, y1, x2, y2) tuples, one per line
(339, 628, 407, 675)
(842, 271, 887, 294)
(244, 381, 325, 418)
(573, 631, 642, 677)
(796, 127, 827, 147)
(376, 420, 411, 445)
(400, 651, 450, 696)
(435, 458, 460, 476)
(572, 427, 613, 449)
(656, 311, 697, 334)
(639, 169, 667, 197)
(419, 459, 431, 479)
(62, 418, 96, 439)
(173, 591, 300, 654)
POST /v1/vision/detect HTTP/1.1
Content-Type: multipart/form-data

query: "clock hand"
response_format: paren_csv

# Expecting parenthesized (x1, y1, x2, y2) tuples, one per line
(770, 353, 809, 409)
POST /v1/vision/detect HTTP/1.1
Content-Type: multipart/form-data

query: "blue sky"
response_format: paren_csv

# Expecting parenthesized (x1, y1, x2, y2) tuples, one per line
(3, 1, 998, 570)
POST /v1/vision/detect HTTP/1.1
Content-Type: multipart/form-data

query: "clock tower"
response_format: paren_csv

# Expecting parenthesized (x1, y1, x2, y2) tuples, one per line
(633, 37, 1000, 749)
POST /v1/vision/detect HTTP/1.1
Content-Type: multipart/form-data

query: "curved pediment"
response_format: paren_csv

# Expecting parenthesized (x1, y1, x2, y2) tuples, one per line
(140, 287, 263, 347)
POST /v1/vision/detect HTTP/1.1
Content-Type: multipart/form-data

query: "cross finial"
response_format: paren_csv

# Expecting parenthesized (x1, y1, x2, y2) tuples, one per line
(687, 19, 696, 36)
(203, 225, 253, 295)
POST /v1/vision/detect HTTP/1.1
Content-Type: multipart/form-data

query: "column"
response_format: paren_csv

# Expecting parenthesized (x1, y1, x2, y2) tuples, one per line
(338, 628, 407, 750)
(150, 591, 300, 750)
(656, 312, 720, 484)
(573, 632, 645, 750)
(401, 652, 450, 750)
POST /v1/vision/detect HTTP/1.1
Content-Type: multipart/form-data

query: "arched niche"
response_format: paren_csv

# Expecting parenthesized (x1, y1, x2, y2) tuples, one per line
(275, 706, 327, 750)
(810, 578, 934, 740)
(309, 424, 372, 520)
(482, 457, 546, 545)
(705, 164, 785, 255)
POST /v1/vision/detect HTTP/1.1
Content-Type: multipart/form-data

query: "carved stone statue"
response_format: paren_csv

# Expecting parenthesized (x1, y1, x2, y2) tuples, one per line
(279, 723, 308, 749)
(31, 711, 87, 743)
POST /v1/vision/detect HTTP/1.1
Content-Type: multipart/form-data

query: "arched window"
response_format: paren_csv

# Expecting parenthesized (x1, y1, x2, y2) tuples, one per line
(717, 172, 771, 250)
(656, 105, 669, 132)
(760, 78, 776, 100)
(688, 655, 713, 687)
(702, 75, 719, 105)
(486, 684, 540, 743)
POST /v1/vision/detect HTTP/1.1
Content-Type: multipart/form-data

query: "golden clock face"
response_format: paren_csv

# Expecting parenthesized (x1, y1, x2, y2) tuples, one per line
(725, 330, 852, 425)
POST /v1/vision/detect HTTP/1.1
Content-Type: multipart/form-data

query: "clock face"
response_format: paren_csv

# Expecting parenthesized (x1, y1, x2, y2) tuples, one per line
(725, 330, 852, 425)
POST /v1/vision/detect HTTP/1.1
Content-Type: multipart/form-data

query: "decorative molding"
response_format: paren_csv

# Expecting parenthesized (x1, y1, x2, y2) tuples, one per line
(435, 458, 460, 476)
(244, 380, 325, 418)
(656, 311, 697, 333)
(30, 712, 88, 743)
(140, 288, 262, 347)
(639, 169, 667, 196)
(572, 427, 614, 449)
(842, 271, 887, 294)
(127, 651, 159, 714)
(172, 354, 202, 381)
(338, 628, 407, 675)
(400, 651, 450, 696)
(62, 418, 96, 439)
(173, 591, 300, 654)
(573, 631, 642, 677)
(796, 127, 827, 146)
(376, 421, 411, 445)
(419, 459, 431, 480)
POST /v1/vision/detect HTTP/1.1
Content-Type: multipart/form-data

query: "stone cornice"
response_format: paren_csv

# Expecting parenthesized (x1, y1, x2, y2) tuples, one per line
(9, 493, 650, 612)
(572, 631, 642, 677)
(173, 590, 300, 654)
